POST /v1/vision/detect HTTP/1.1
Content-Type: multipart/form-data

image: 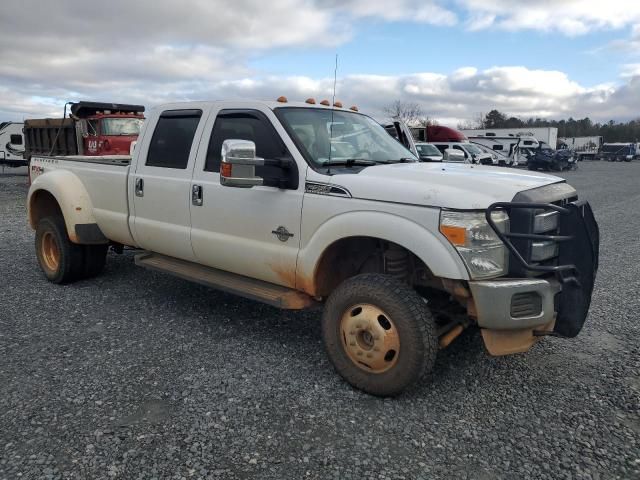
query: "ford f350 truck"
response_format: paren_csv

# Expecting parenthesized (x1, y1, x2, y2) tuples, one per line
(27, 97, 599, 396)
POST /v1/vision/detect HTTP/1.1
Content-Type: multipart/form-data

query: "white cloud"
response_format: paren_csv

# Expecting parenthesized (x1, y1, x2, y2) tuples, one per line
(460, 0, 640, 36)
(0, 1, 638, 124)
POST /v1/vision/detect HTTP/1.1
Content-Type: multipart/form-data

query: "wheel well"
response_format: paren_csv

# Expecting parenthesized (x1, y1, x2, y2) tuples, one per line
(29, 190, 63, 229)
(312, 236, 436, 297)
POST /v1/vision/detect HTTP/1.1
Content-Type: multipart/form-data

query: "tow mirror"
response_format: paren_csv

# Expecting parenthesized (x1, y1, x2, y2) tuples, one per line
(220, 139, 264, 188)
(444, 148, 465, 162)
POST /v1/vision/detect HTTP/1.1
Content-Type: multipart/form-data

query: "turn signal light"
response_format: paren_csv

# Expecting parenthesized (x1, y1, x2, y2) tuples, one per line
(440, 225, 466, 246)
(221, 163, 232, 177)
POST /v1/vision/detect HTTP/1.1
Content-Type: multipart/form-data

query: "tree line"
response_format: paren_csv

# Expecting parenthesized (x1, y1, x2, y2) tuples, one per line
(465, 109, 640, 143)
(383, 101, 640, 143)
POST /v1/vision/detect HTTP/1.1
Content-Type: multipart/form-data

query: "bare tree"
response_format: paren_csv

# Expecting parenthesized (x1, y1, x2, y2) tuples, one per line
(416, 116, 438, 127)
(383, 100, 424, 126)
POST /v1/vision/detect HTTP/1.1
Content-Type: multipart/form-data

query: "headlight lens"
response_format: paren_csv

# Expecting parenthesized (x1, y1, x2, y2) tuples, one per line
(440, 210, 509, 279)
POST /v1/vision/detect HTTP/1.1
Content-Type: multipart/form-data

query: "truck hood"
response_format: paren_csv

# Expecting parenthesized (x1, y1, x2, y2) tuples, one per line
(331, 162, 564, 210)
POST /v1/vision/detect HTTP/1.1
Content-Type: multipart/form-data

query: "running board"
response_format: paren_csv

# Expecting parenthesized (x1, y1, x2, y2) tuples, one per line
(135, 252, 316, 310)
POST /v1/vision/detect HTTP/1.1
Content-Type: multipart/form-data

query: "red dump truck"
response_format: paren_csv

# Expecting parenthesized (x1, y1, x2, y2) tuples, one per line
(23, 101, 145, 163)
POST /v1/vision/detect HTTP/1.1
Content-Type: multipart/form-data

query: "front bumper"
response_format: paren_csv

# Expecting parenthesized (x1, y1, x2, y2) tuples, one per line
(469, 278, 561, 330)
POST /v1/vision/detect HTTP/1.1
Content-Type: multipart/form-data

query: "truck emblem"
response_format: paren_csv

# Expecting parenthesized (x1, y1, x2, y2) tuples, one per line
(272, 226, 294, 242)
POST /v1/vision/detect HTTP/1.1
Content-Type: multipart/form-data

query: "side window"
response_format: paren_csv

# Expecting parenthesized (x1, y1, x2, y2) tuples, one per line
(146, 109, 202, 169)
(10, 134, 22, 145)
(204, 110, 290, 177)
(434, 144, 447, 154)
(493, 145, 504, 151)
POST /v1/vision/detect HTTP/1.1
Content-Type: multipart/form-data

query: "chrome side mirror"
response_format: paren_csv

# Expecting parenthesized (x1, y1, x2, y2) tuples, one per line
(220, 139, 264, 188)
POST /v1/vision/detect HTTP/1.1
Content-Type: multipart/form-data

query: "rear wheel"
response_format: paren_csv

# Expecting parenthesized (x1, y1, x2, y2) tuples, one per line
(35, 216, 84, 284)
(321, 274, 437, 397)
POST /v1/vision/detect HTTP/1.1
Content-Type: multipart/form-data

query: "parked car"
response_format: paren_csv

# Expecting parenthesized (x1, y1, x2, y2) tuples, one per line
(431, 141, 493, 164)
(27, 97, 599, 397)
(415, 142, 443, 161)
(470, 141, 512, 166)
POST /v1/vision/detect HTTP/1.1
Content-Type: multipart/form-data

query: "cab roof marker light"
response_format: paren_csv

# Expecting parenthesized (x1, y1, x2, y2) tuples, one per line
(333, 101, 343, 108)
(350, 105, 358, 111)
(320, 99, 330, 106)
(276, 96, 288, 103)
(305, 98, 316, 104)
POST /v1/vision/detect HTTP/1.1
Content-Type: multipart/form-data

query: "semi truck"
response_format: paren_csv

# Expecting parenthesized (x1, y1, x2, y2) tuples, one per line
(409, 125, 493, 164)
(26, 97, 599, 397)
(23, 101, 144, 163)
(558, 136, 603, 161)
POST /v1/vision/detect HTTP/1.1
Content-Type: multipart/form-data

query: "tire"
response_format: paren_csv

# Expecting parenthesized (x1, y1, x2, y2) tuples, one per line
(35, 216, 84, 284)
(82, 244, 108, 279)
(321, 274, 438, 397)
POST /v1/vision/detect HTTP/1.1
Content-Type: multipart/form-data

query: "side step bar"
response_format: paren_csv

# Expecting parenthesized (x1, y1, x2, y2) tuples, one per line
(135, 252, 317, 310)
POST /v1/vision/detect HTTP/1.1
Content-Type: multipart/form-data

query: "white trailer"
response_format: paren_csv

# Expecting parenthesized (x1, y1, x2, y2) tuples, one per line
(460, 127, 558, 150)
(0, 122, 26, 167)
(558, 136, 603, 160)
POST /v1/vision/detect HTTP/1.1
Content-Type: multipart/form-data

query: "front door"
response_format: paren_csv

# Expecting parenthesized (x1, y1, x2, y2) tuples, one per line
(130, 107, 208, 261)
(189, 106, 305, 288)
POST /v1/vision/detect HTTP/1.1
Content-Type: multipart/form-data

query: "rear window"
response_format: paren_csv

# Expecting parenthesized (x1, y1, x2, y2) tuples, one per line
(146, 110, 202, 169)
(10, 134, 22, 145)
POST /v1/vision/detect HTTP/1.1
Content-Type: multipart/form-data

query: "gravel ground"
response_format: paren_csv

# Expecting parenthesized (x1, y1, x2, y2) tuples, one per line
(1, 161, 639, 480)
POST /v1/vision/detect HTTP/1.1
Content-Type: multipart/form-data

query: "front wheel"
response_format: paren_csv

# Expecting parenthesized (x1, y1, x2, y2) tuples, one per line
(321, 274, 437, 397)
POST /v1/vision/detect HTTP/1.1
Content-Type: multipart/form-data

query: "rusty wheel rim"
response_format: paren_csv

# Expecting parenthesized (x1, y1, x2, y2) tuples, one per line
(340, 304, 400, 374)
(41, 231, 60, 273)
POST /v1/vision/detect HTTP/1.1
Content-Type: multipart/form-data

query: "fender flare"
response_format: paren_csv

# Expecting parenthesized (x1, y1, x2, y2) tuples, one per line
(297, 211, 469, 295)
(28, 169, 107, 244)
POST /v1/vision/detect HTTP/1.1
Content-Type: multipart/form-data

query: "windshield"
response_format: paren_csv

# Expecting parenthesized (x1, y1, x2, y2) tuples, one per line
(463, 143, 483, 155)
(101, 118, 143, 136)
(416, 144, 441, 156)
(275, 107, 416, 167)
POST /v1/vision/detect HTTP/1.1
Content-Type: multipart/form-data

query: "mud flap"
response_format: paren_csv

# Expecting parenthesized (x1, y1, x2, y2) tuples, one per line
(554, 201, 599, 337)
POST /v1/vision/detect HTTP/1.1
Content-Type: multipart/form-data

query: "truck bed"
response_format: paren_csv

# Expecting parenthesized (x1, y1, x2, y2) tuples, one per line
(30, 154, 135, 246)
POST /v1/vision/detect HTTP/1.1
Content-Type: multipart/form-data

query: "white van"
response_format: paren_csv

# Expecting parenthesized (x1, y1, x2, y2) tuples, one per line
(430, 142, 493, 164)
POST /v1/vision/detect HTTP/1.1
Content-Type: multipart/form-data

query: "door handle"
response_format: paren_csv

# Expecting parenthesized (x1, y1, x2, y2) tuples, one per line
(192, 184, 203, 206)
(135, 178, 144, 197)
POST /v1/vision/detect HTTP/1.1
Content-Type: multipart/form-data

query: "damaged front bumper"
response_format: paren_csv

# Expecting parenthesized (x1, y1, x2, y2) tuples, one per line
(470, 198, 599, 354)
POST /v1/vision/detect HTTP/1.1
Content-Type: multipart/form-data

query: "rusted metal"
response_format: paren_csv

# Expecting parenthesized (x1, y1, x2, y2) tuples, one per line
(40, 231, 60, 274)
(480, 319, 555, 356)
(439, 324, 464, 349)
(340, 304, 400, 373)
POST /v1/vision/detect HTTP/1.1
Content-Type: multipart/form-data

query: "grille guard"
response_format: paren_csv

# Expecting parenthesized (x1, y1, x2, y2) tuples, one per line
(485, 200, 600, 337)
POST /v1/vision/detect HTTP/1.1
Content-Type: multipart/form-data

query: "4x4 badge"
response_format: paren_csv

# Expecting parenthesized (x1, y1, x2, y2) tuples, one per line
(272, 226, 294, 242)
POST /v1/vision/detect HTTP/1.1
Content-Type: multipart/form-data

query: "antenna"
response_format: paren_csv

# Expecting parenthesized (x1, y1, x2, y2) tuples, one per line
(327, 54, 338, 174)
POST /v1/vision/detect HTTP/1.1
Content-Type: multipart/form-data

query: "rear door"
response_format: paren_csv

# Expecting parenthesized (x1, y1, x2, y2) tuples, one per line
(129, 107, 208, 261)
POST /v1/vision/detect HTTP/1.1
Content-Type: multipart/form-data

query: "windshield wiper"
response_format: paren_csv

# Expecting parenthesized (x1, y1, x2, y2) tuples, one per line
(376, 157, 417, 164)
(323, 158, 377, 167)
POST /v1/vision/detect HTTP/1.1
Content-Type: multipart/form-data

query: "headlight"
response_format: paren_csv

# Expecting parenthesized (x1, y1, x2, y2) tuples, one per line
(439, 210, 509, 279)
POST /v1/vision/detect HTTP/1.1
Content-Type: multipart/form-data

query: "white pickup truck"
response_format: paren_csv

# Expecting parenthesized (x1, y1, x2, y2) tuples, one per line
(27, 98, 600, 396)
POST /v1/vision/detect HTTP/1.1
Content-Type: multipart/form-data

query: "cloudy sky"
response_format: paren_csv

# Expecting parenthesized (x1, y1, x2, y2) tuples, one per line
(1, 0, 639, 125)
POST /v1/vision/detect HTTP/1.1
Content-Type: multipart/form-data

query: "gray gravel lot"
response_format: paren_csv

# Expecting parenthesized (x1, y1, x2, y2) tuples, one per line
(1, 161, 639, 479)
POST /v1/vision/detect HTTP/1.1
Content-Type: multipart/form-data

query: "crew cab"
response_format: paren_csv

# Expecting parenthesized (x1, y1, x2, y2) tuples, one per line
(27, 98, 599, 396)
